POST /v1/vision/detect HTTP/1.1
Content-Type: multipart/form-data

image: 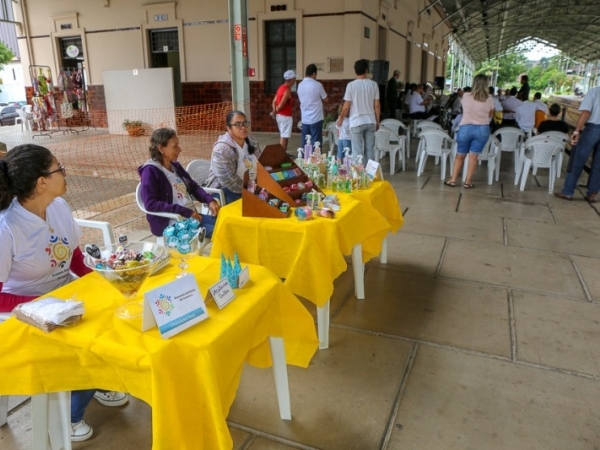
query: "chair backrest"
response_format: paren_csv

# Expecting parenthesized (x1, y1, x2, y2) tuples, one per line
(374, 129, 391, 151)
(493, 127, 525, 152)
(380, 118, 408, 134)
(135, 183, 181, 221)
(479, 136, 501, 160)
(186, 159, 212, 186)
(538, 130, 569, 144)
(417, 120, 442, 131)
(74, 218, 116, 246)
(326, 121, 339, 147)
(418, 129, 453, 156)
(524, 138, 562, 167)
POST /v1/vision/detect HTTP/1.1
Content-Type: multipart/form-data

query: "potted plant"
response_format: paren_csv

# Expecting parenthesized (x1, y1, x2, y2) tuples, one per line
(123, 119, 145, 137)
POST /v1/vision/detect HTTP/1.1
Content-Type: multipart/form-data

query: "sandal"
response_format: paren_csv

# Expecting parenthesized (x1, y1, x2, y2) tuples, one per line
(463, 183, 475, 189)
(444, 180, 457, 187)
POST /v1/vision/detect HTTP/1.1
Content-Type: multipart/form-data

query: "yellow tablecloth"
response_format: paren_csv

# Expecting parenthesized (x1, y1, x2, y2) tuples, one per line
(0, 257, 318, 450)
(210, 187, 397, 307)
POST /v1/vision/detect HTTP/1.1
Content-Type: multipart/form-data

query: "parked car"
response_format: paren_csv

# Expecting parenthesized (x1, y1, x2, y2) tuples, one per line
(0, 106, 21, 126)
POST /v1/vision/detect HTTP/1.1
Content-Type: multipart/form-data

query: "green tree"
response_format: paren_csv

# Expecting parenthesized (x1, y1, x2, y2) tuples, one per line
(0, 42, 14, 69)
(476, 52, 527, 88)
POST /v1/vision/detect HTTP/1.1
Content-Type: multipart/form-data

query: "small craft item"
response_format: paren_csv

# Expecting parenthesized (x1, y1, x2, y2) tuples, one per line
(163, 218, 204, 279)
(281, 162, 292, 168)
(297, 182, 305, 190)
(280, 203, 290, 213)
(294, 206, 313, 221)
(318, 208, 336, 219)
(283, 186, 291, 193)
(247, 180, 257, 193)
(290, 183, 299, 191)
(264, 166, 273, 172)
(305, 180, 314, 189)
(268, 198, 280, 207)
(13, 297, 84, 332)
(258, 188, 269, 201)
(85, 243, 101, 259)
(295, 199, 302, 204)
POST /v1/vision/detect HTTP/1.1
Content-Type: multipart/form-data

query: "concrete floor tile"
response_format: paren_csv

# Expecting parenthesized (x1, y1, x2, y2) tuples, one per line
(440, 239, 585, 298)
(506, 217, 600, 258)
(246, 436, 306, 449)
(334, 269, 510, 356)
(572, 255, 600, 301)
(229, 328, 411, 450)
(514, 291, 600, 376)
(550, 200, 600, 227)
(398, 189, 461, 213)
(298, 268, 355, 321)
(458, 195, 554, 223)
(401, 208, 504, 244)
(369, 231, 446, 277)
(387, 345, 600, 450)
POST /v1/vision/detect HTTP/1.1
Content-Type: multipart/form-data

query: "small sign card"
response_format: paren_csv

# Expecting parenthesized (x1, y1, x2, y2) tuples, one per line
(238, 266, 250, 288)
(206, 277, 236, 309)
(142, 275, 209, 338)
(366, 159, 383, 180)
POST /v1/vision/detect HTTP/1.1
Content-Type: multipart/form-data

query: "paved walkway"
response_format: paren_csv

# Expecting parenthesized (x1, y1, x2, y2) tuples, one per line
(2, 126, 600, 449)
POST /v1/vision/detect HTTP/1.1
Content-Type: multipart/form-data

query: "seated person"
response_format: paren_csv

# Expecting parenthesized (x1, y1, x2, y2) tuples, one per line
(138, 128, 220, 238)
(0, 144, 128, 442)
(516, 94, 547, 132)
(537, 103, 570, 134)
(205, 110, 262, 203)
(501, 86, 522, 127)
(409, 84, 432, 119)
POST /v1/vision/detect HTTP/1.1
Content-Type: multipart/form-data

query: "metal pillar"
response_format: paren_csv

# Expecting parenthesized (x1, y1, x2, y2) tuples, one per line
(228, 0, 250, 116)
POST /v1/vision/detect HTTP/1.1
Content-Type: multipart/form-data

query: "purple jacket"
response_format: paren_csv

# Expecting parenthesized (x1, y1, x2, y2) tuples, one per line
(138, 160, 214, 236)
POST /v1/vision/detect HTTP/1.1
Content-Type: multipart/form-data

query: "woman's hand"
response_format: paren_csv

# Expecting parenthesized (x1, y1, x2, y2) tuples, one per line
(208, 200, 220, 217)
(190, 211, 203, 222)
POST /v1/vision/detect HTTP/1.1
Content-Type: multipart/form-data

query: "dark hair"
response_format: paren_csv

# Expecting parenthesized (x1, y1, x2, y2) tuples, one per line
(510, 86, 518, 96)
(354, 59, 369, 76)
(463, 86, 472, 93)
(225, 110, 256, 154)
(488, 86, 495, 95)
(149, 127, 177, 163)
(305, 64, 317, 77)
(549, 103, 561, 116)
(534, 92, 542, 100)
(521, 75, 528, 82)
(0, 144, 54, 210)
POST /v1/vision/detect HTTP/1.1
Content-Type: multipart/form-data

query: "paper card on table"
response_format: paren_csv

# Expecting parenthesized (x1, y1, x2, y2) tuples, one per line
(142, 276, 209, 338)
(366, 159, 383, 180)
(206, 277, 235, 309)
(238, 266, 250, 288)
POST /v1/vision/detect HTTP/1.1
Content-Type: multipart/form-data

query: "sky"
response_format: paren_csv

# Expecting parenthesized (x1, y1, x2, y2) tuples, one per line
(518, 40, 560, 61)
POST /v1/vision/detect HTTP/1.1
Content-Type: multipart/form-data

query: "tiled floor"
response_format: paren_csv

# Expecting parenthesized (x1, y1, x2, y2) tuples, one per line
(2, 128, 600, 449)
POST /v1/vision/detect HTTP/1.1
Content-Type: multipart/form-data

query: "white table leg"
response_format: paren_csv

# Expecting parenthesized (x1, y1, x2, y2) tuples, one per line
(317, 301, 330, 350)
(32, 392, 72, 450)
(352, 244, 365, 299)
(380, 234, 388, 264)
(0, 395, 7, 426)
(32, 394, 50, 450)
(268, 337, 291, 420)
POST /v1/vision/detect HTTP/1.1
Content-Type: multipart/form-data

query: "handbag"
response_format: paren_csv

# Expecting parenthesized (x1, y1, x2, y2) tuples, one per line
(60, 91, 73, 118)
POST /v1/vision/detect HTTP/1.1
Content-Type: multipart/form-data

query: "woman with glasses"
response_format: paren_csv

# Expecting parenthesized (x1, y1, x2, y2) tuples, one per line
(0, 144, 128, 442)
(139, 127, 220, 238)
(205, 110, 262, 204)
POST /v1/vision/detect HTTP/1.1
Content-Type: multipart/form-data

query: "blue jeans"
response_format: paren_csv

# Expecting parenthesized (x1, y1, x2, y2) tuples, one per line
(337, 139, 352, 160)
(71, 389, 96, 423)
(200, 213, 216, 239)
(456, 124, 490, 154)
(301, 121, 323, 149)
(562, 123, 600, 196)
(222, 188, 241, 205)
(350, 123, 376, 161)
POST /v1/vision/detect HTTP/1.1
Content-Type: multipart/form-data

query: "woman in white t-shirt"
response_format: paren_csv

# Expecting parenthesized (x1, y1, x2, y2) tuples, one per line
(0, 145, 128, 442)
(444, 74, 495, 189)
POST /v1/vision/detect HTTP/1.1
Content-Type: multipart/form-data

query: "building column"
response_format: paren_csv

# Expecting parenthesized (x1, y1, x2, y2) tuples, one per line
(228, 0, 250, 115)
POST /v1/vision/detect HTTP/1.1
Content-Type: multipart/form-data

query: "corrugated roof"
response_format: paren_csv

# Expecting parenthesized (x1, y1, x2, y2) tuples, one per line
(436, 0, 600, 63)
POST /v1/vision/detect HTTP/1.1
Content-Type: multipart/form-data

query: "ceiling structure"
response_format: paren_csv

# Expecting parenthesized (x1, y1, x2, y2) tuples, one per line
(432, 0, 600, 63)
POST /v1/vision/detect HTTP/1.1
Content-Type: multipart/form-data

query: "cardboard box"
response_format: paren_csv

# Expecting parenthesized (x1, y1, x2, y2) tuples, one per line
(257, 144, 322, 207)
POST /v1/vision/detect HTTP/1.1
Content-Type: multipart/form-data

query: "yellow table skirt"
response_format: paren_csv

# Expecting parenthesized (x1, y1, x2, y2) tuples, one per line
(0, 257, 318, 450)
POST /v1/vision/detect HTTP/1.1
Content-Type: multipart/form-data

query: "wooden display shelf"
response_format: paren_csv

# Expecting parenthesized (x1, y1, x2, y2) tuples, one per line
(242, 171, 289, 219)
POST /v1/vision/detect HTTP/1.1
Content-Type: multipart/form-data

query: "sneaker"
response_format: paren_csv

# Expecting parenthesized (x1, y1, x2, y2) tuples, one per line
(94, 391, 129, 407)
(585, 192, 598, 203)
(71, 420, 93, 442)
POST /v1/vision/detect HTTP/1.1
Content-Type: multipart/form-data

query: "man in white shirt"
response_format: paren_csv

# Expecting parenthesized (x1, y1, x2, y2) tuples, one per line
(501, 86, 522, 127)
(515, 97, 547, 132)
(409, 84, 432, 119)
(297, 63, 328, 148)
(337, 59, 380, 161)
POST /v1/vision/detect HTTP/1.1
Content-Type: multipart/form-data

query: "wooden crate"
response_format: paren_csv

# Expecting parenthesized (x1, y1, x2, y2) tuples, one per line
(241, 171, 290, 218)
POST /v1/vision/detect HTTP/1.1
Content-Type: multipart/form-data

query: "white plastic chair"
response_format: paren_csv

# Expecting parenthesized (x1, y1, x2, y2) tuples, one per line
(185, 160, 226, 206)
(493, 127, 526, 175)
(324, 121, 339, 158)
(461, 136, 501, 185)
(538, 131, 569, 178)
(514, 136, 562, 192)
(374, 129, 403, 174)
(416, 129, 455, 179)
(16, 108, 33, 131)
(380, 118, 411, 158)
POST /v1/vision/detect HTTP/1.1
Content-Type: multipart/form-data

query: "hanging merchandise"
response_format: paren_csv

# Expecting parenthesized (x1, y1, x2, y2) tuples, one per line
(60, 91, 73, 118)
(37, 68, 48, 95)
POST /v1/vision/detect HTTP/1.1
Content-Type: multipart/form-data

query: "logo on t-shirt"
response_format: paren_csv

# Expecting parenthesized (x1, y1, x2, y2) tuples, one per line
(46, 234, 72, 268)
(173, 178, 187, 199)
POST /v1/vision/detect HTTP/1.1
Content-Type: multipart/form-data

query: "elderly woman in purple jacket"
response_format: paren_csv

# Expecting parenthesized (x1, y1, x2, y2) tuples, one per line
(138, 128, 220, 238)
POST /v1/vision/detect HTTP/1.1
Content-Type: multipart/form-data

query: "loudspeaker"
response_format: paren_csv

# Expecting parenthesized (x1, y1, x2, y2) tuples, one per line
(434, 76, 445, 88)
(371, 60, 389, 85)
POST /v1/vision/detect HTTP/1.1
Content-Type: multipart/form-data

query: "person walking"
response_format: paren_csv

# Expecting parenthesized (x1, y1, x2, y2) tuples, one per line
(444, 74, 494, 189)
(297, 63, 328, 149)
(337, 59, 380, 161)
(386, 69, 401, 119)
(271, 69, 296, 151)
(554, 86, 600, 202)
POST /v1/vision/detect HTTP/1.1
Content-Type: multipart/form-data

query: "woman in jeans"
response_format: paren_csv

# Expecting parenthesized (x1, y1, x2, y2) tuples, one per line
(444, 74, 495, 188)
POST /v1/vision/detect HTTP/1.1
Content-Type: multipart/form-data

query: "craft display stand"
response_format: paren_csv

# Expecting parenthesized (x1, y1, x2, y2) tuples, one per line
(29, 65, 59, 139)
(57, 66, 93, 134)
(242, 171, 289, 219)
(256, 144, 323, 207)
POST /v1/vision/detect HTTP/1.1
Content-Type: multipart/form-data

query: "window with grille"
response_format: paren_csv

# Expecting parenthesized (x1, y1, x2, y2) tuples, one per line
(150, 28, 179, 53)
(60, 37, 83, 60)
(265, 20, 296, 94)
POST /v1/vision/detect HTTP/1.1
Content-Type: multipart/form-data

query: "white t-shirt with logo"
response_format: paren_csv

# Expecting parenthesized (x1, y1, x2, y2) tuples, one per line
(0, 197, 80, 296)
(235, 140, 258, 181)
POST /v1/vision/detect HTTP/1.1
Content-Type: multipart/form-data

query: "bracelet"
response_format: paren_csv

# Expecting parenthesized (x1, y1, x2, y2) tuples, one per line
(573, 131, 579, 136)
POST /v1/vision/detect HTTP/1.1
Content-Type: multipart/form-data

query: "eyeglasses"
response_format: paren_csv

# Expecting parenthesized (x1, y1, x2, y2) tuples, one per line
(229, 121, 250, 129)
(45, 164, 66, 177)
